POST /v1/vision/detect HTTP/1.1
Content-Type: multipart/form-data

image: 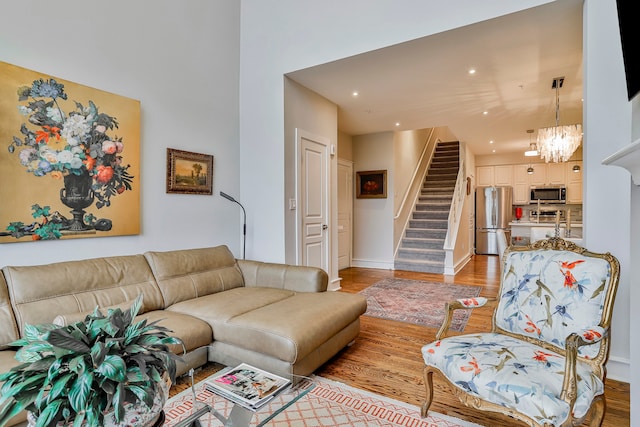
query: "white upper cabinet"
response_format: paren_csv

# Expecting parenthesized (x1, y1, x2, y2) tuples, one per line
(477, 165, 513, 187)
(494, 165, 514, 186)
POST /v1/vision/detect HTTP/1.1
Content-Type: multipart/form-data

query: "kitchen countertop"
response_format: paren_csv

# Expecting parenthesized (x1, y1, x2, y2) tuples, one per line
(510, 221, 582, 228)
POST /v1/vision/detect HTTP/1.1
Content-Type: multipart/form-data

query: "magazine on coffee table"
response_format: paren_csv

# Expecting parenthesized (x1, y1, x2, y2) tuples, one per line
(204, 363, 291, 411)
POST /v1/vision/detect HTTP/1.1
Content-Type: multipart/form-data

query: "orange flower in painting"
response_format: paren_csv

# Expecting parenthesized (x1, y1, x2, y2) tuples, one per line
(34, 125, 61, 143)
(83, 156, 96, 171)
(95, 165, 114, 184)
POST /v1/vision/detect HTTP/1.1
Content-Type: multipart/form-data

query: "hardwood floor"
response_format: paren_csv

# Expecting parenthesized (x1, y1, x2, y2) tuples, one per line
(172, 254, 630, 426)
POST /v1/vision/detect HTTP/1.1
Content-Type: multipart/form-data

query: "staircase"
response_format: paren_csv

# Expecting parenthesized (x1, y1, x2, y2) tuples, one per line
(394, 141, 460, 273)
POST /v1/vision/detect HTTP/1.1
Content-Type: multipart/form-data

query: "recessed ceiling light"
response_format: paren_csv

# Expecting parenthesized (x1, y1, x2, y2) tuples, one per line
(395, 122, 400, 127)
(483, 111, 488, 115)
(468, 68, 476, 75)
(492, 149, 496, 153)
(352, 91, 359, 97)
(489, 140, 494, 144)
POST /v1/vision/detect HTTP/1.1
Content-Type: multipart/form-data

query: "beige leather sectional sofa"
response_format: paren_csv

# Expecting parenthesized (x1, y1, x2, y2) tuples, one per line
(0, 245, 367, 426)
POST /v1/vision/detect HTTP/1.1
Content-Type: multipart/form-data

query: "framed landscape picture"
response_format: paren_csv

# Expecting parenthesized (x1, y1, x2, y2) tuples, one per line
(166, 148, 213, 195)
(356, 170, 387, 199)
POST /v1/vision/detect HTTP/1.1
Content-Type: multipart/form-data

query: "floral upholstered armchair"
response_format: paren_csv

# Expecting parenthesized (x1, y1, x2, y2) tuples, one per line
(421, 238, 620, 427)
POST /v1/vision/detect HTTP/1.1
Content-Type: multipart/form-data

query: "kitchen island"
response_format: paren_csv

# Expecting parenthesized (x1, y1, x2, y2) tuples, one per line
(510, 221, 583, 246)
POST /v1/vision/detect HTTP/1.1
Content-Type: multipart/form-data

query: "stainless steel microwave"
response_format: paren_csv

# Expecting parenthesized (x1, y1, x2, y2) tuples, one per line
(530, 186, 566, 204)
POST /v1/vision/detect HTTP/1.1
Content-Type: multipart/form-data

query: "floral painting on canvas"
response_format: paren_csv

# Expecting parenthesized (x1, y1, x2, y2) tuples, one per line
(0, 61, 140, 243)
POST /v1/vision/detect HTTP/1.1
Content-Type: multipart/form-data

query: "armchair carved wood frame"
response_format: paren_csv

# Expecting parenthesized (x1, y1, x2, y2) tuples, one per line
(421, 238, 620, 427)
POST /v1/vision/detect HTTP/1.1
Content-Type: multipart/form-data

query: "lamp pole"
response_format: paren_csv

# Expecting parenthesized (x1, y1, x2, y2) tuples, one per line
(220, 191, 246, 259)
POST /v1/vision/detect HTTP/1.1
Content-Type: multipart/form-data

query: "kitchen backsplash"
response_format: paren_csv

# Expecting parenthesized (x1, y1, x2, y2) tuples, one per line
(513, 203, 582, 223)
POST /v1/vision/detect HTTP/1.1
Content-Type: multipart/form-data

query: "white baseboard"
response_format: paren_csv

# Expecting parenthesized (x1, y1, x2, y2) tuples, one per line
(605, 355, 630, 383)
(351, 258, 394, 270)
(328, 277, 342, 291)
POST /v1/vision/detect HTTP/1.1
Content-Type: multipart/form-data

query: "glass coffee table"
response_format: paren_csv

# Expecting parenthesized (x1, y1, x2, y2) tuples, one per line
(165, 367, 315, 427)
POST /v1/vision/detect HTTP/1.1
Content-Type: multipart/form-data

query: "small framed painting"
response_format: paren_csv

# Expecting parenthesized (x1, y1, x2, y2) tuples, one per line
(356, 170, 387, 199)
(166, 148, 213, 195)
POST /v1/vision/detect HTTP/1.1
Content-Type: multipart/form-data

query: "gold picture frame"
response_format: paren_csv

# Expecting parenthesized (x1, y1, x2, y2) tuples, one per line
(166, 148, 213, 195)
(356, 170, 387, 199)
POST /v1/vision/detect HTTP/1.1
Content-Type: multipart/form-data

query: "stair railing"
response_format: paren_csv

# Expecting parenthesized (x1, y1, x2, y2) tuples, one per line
(443, 147, 466, 252)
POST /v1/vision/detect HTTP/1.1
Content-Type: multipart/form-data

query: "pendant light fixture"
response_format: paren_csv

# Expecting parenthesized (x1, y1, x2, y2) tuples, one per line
(537, 77, 582, 163)
(524, 129, 539, 157)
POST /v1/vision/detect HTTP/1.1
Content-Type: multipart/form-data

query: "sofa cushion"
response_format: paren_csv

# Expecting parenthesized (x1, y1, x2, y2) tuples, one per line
(137, 310, 213, 355)
(0, 274, 19, 350)
(166, 287, 296, 323)
(2, 255, 164, 334)
(144, 246, 245, 307)
(52, 299, 139, 327)
(237, 260, 328, 292)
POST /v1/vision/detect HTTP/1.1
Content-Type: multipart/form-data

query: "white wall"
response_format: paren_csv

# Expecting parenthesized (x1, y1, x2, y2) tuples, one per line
(583, 0, 631, 383)
(352, 132, 395, 268)
(0, 1, 242, 263)
(283, 78, 339, 282)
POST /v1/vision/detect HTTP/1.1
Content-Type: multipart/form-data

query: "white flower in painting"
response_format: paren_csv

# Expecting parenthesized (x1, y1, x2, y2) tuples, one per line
(46, 106, 63, 123)
(57, 150, 74, 165)
(61, 114, 90, 139)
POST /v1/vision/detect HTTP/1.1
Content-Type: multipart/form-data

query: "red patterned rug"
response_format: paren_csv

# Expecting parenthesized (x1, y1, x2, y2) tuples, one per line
(359, 278, 482, 331)
(163, 374, 482, 427)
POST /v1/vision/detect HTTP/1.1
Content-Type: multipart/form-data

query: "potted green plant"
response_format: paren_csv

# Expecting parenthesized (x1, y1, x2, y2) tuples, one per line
(0, 295, 184, 427)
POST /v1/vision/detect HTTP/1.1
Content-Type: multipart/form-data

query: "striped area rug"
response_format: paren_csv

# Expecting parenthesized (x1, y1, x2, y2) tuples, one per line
(163, 374, 482, 427)
(359, 278, 482, 331)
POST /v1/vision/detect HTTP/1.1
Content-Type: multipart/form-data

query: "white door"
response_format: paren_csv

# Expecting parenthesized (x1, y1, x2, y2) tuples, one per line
(337, 159, 353, 270)
(297, 129, 330, 272)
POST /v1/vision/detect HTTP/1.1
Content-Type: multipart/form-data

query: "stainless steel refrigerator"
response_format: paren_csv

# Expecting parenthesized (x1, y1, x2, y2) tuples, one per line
(475, 186, 513, 255)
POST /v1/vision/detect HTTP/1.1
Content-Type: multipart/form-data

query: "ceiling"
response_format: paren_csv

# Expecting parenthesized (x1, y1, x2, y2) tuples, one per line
(286, 0, 583, 157)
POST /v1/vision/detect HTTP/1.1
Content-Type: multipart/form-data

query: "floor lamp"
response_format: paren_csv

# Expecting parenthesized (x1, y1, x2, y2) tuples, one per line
(220, 191, 246, 259)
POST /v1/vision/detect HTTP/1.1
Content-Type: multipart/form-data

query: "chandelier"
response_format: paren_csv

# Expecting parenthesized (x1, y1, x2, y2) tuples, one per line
(537, 77, 582, 163)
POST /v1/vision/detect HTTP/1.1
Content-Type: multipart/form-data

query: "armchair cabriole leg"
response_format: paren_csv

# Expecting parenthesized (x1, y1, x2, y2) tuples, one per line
(588, 396, 606, 427)
(421, 368, 434, 418)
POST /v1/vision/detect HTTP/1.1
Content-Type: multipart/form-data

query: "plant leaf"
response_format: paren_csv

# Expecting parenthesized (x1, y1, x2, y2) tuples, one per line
(127, 384, 153, 409)
(97, 355, 126, 382)
(68, 371, 93, 413)
(34, 399, 63, 427)
(47, 373, 74, 403)
(113, 382, 125, 423)
(47, 329, 90, 353)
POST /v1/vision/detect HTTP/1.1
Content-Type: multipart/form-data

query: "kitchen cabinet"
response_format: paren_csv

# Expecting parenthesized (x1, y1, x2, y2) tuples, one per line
(476, 165, 513, 187)
(528, 162, 565, 186)
(494, 165, 513, 186)
(513, 164, 530, 204)
(566, 161, 583, 203)
(476, 166, 494, 187)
